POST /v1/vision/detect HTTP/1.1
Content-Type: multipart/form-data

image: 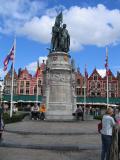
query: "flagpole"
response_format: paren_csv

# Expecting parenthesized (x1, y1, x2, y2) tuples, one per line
(84, 77, 86, 120)
(107, 73, 109, 108)
(83, 65, 87, 120)
(10, 38, 16, 118)
(36, 60, 39, 104)
(106, 47, 109, 108)
(36, 75, 39, 104)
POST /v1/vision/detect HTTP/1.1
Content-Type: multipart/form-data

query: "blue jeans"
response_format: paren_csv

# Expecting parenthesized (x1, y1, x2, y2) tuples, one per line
(101, 134, 112, 160)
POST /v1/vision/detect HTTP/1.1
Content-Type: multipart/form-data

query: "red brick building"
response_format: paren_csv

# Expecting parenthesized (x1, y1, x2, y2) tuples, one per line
(4, 67, 18, 95)
(75, 68, 84, 96)
(102, 69, 118, 98)
(4, 61, 45, 96)
(117, 71, 120, 97)
(75, 68, 118, 98)
(87, 68, 103, 97)
(4, 65, 119, 98)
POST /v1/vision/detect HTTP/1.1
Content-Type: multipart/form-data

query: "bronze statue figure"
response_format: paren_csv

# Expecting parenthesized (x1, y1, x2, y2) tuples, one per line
(50, 12, 70, 53)
(59, 24, 70, 52)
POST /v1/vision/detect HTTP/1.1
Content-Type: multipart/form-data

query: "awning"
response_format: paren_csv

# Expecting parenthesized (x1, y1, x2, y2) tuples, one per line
(77, 97, 120, 104)
(3, 95, 42, 103)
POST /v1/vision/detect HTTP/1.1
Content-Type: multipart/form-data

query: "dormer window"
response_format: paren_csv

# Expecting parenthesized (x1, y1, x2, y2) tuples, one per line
(93, 74, 98, 80)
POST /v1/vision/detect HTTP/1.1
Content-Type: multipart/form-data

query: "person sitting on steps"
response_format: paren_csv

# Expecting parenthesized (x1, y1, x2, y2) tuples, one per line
(75, 105, 83, 121)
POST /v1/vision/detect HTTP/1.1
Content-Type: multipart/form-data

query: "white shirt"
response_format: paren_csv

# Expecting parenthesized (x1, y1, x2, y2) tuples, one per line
(101, 115, 115, 136)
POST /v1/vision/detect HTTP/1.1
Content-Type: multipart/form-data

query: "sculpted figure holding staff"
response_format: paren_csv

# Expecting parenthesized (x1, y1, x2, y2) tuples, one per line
(50, 12, 70, 53)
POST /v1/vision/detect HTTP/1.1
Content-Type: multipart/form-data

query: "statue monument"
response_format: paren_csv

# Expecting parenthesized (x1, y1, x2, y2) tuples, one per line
(51, 12, 70, 53)
(43, 12, 76, 120)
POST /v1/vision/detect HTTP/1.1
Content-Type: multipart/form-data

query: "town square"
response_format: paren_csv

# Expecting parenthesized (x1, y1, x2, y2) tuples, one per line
(0, 0, 120, 160)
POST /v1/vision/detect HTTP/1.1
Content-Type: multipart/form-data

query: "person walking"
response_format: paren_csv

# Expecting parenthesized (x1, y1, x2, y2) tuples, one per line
(101, 107, 115, 160)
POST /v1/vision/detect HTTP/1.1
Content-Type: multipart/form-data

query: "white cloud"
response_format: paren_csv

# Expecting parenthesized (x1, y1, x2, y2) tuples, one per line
(97, 69, 106, 77)
(18, 4, 120, 51)
(26, 56, 47, 73)
(18, 16, 54, 43)
(1, 3, 120, 51)
(0, 0, 46, 34)
(0, 68, 6, 79)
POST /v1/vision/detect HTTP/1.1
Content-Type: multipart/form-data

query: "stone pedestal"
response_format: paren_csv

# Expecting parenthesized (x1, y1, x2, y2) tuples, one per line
(43, 52, 76, 120)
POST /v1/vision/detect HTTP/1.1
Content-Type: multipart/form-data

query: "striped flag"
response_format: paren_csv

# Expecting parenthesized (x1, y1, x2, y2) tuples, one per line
(35, 60, 41, 77)
(3, 41, 15, 71)
(105, 47, 110, 76)
(85, 64, 88, 78)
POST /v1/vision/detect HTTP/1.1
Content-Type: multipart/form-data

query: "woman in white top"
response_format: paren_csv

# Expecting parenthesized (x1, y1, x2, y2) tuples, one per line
(101, 107, 115, 160)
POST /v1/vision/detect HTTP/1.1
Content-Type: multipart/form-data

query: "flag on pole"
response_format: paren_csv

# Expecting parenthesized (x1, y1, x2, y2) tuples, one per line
(4, 38, 16, 118)
(105, 47, 110, 76)
(85, 64, 88, 78)
(3, 41, 15, 71)
(35, 60, 41, 77)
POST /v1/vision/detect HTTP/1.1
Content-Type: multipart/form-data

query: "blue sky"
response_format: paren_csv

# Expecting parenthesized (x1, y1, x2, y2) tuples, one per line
(0, 0, 120, 78)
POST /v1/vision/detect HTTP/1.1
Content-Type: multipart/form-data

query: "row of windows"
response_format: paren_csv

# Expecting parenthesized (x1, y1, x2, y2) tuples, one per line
(5, 80, 17, 86)
(4, 88, 17, 94)
(76, 75, 115, 87)
(88, 82, 117, 90)
(76, 88, 86, 96)
(20, 86, 42, 95)
(76, 86, 117, 97)
(20, 80, 42, 87)
(90, 92, 116, 98)
(76, 79, 85, 86)
(92, 75, 112, 81)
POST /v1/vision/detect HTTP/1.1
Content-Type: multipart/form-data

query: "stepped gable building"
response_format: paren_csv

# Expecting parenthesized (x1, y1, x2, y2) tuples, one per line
(4, 61, 45, 96)
(102, 69, 118, 98)
(17, 68, 32, 95)
(75, 67, 84, 96)
(117, 71, 120, 97)
(87, 68, 118, 98)
(87, 68, 103, 97)
(17, 63, 44, 95)
(4, 67, 18, 95)
(3, 62, 119, 98)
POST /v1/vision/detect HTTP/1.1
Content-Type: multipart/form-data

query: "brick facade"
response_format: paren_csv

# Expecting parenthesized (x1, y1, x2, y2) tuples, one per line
(76, 68, 118, 98)
(4, 61, 45, 96)
(4, 65, 119, 98)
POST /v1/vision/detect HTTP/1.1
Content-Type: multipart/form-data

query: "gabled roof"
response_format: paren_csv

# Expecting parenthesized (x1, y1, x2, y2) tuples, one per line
(40, 60, 45, 71)
(75, 70, 83, 78)
(103, 69, 117, 80)
(88, 68, 102, 80)
(5, 67, 18, 79)
(18, 68, 32, 79)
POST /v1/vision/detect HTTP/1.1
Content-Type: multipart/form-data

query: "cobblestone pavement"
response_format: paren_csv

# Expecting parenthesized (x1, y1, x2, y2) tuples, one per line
(5, 120, 98, 134)
(0, 119, 102, 160)
(0, 147, 100, 160)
